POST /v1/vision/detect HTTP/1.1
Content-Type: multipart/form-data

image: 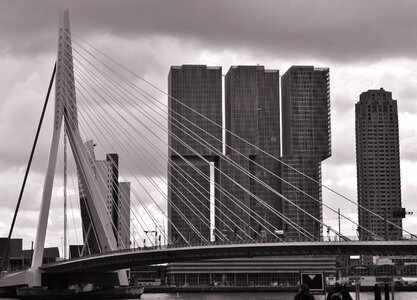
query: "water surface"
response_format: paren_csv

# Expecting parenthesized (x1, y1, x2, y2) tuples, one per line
(143, 291, 417, 300)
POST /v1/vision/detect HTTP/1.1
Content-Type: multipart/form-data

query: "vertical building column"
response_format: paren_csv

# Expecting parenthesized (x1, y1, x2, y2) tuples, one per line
(223, 66, 281, 240)
(281, 66, 331, 241)
(168, 65, 222, 243)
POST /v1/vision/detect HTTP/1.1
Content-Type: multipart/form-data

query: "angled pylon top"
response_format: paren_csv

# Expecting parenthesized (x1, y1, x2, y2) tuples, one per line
(56, 9, 77, 131)
(32, 10, 119, 271)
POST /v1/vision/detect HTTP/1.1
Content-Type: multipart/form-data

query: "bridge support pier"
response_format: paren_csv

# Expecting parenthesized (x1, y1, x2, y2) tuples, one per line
(0, 267, 128, 289)
(28, 267, 41, 287)
(117, 269, 129, 286)
(0, 267, 40, 288)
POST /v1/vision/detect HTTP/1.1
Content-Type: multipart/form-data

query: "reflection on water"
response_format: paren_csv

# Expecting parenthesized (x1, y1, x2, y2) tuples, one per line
(142, 291, 417, 300)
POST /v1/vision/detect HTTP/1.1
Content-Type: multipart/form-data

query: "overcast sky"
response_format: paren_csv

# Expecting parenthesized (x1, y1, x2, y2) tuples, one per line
(1, 0, 417, 251)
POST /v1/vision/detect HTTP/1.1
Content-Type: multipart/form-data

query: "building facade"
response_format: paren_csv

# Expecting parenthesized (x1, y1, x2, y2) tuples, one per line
(168, 65, 222, 243)
(168, 64, 331, 242)
(281, 66, 331, 240)
(166, 256, 337, 287)
(79, 140, 130, 253)
(118, 182, 131, 248)
(166, 64, 334, 286)
(355, 88, 403, 241)
(220, 66, 281, 241)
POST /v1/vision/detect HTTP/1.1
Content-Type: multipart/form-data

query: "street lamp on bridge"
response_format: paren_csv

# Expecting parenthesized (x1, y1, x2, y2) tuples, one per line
(144, 230, 158, 247)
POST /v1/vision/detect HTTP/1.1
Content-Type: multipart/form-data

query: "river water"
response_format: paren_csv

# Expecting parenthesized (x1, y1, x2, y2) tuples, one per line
(1, 292, 415, 299)
(143, 291, 417, 299)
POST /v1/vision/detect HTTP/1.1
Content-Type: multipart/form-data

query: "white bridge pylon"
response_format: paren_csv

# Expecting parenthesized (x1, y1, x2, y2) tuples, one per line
(0, 10, 128, 288)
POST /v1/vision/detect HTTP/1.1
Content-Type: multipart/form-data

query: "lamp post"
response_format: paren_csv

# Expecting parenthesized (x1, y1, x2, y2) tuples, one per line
(163, 213, 166, 247)
(60, 237, 64, 259)
(338, 208, 341, 241)
(131, 218, 135, 249)
(144, 230, 158, 247)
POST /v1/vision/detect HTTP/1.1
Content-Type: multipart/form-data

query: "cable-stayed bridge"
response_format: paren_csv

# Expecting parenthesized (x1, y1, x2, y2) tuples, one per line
(0, 10, 416, 294)
(41, 240, 417, 274)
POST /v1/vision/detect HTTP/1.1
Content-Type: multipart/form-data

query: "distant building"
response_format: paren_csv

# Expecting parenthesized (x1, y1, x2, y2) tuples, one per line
(355, 88, 403, 241)
(166, 256, 337, 287)
(166, 64, 334, 286)
(167, 64, 331, 241)
(347, 255, 417, 277)
(167, 65, 222, 242)
(0, 238, 59, 270)
(0, 238, 23, 270)
(118, 182, 131, 248)
(79, 140, 130, 253)
(281, 66, 331, 240)
(68, 245, 83, 259)
(23, 247, 59, 266)
(220, 65, 281, 240)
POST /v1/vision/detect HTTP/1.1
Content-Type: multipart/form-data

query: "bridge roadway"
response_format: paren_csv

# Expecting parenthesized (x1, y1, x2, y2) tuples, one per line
(41, 240, 417, 273)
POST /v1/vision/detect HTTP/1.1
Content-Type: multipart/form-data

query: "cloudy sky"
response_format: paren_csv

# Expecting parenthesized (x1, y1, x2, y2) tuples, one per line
(1, 0, 417, 251)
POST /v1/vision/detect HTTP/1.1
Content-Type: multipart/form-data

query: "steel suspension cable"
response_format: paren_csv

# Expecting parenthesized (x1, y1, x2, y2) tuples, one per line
(66, 53, 292, 241)
(60, 68, 187, 246)
(60, 41, 336, 239)
(58, 49, 306, 241)
(65, 34, 410, 238)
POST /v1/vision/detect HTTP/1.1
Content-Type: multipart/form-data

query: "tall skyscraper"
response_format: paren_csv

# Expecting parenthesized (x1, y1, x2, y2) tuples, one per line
(281, 66, 331, 240)
(355, 88, 403, 241)
(166, 64, 336, 286)
(220, 66, 281, 240)
(168, 65, 222, 242)
(79, 140, 130, 253)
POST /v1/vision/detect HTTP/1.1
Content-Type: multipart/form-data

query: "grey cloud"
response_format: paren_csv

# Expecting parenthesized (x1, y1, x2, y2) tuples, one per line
(397, 85, 417, 113)
(401, 136, 417, 162)
(2, 0, 417, 244)
(2, 0, 417, 63)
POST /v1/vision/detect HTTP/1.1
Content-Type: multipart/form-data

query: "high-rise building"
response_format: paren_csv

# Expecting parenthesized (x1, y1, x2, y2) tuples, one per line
(355, 88, 403, 241)
(79, 140, 130, 253)
(167, 65, 222, 243)
(167, 65, 331, 242)
(281, 66, 331, 240)
(166, 64, 337, 285)
(220, 66, 281, 240)
(118, 182, 131, 248)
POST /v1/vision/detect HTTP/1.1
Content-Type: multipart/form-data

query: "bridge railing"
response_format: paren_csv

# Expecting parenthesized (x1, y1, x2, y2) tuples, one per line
(45, 234, 417, 266)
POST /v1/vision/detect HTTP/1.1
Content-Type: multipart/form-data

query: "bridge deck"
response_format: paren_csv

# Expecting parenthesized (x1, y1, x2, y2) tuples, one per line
(41, 240, 417, 273)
